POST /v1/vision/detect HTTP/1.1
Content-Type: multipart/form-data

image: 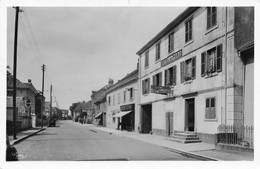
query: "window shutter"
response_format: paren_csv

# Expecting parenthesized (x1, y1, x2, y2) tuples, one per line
(205, 98, 210, 119)
(153, 75, 156, 86)
(201, 52, 206, 77)
(164, 69, 168, 86)
(207, 7, 211, 29)
(217, 44, 222, 72)
(192, 57, 196, 79)
(142, 80, 145, 95)
(159, 72, 162, 86)
(173, 65, 176, 85)
(148, 78, 150, 93)
(206, 52, 209, 73)
(180, 61, 184, 83)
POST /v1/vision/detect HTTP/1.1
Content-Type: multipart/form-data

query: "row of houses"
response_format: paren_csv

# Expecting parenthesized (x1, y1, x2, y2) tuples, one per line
(71, 7, 254, 147)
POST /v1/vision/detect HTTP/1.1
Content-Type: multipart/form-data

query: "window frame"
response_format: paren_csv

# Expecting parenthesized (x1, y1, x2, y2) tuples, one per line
(153, 72, 162, 86)
(123, 91, 126, 103)
(181, 56, 196, 83)
(185, 17, 193, 43)
(168, 32, 174, 53)
(207, 7, 217, 30)
(145, 50, 149, 68)
(142, 78, 150, 95)
(205, 97, 217, 121)
(155, 42, 161, 61)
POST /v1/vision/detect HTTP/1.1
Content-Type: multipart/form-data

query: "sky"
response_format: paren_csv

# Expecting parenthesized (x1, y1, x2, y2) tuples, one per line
(6, 6, 186, 110)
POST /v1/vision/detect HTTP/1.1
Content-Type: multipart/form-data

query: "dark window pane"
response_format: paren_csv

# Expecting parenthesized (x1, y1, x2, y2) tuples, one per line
(206, 99, 210, 107)
(211, 98, 215, 107)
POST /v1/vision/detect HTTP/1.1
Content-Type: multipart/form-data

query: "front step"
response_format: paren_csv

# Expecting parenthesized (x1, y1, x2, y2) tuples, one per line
(165, 131, 201, 144)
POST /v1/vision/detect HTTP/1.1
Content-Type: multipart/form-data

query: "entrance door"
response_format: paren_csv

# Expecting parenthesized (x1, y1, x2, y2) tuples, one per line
(165, 112, 173, 136)
(185, 98, 195, 132)
(141, 104, 152, 133)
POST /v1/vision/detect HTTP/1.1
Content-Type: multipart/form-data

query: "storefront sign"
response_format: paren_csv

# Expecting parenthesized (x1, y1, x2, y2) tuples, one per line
(161, 49, 182, 67)
(120, 104, 134, 111)
(151, 85, 171, 95)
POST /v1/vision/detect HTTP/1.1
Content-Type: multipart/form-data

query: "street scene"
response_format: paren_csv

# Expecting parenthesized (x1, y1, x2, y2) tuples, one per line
(5, 4, 255, 166)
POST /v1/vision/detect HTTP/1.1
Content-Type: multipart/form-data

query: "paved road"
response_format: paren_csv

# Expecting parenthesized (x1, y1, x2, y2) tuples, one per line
(15, 120, 199, 161)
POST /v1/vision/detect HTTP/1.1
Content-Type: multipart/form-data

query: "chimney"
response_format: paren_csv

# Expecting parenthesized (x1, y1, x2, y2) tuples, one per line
(28, 79, 32, 84)
(108, 78, 114, 86)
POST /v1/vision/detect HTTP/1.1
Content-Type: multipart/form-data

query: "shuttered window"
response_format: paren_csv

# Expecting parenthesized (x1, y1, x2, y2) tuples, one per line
(202, 44, 222, 76)
(142, 78, 150, 95)
(164, 67, 176, 86)
(205, 97, 216, 120)
(156, 42, 161, 61)
(168, 32, 174, 53)
(145, 50, 149, 68)
(153, 72, 162, 86)
(207, 7, 217, 29)
(185, 18, 193, 43)
(181, 56, 196, 83)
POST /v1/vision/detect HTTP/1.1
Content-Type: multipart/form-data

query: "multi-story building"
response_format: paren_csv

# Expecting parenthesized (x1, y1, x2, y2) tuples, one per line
(106, 69, 138, 131)
(91, 79, 114, 126)
(136, 7, 254, 144)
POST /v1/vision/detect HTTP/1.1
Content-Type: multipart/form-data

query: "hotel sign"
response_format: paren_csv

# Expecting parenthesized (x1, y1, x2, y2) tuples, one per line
(120, 104, 134, 111)
(161, 49, 182, 67)
(151, 85, 171, 95)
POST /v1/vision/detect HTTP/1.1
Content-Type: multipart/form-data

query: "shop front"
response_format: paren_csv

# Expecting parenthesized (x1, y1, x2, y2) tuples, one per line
(112, 104, 135, 131)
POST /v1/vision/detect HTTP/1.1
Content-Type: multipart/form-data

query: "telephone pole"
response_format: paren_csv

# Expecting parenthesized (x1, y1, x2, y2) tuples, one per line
(12, 7, 22, 140)
(41, 64, 46, 128)
(50, 85, 52, 117)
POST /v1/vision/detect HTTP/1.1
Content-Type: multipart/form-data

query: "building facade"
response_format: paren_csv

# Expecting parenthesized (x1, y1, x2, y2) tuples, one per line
(106, 69, 138, 131)
(136, 7, 254, 144)
(91, 79, 114, 126)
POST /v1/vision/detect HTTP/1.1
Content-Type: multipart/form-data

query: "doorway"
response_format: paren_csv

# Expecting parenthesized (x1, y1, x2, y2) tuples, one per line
(141, 104, 152, 133)
(185, 98, 195, 132)
(165, 112, 173, 136)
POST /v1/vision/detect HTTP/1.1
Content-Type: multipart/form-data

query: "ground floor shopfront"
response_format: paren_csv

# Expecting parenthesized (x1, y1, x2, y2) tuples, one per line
(139, 87, 242, 144)
(107, 104, 135, 132)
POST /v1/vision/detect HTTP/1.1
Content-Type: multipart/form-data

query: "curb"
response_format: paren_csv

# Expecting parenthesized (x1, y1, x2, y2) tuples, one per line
(162, 147, 220, 161)
(11, 128, 47, 146)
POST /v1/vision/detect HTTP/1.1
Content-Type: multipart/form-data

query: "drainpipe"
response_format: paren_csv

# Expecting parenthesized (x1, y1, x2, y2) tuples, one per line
(138, 57, 142, 133)
(224, 7, 228, 127)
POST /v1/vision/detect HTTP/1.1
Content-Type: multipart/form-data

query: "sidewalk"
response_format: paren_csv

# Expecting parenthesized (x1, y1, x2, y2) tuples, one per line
(8, 127, 47, 146)
(86, 124, 254, 161)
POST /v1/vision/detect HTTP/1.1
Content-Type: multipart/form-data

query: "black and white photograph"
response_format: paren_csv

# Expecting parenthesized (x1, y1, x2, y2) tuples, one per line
(1, 0, 259, 169)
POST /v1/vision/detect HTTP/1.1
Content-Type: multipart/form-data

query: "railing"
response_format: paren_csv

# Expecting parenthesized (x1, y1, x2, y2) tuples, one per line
(217, 124, 254, 148)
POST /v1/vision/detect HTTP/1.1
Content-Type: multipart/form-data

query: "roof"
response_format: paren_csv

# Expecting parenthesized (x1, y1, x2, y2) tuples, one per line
(74, 101, 95, 112)
(91, 84, 113, 104)
(136, 7, 199, 55)
(106, 69, 138, 94)
(7, 73, 28, 89)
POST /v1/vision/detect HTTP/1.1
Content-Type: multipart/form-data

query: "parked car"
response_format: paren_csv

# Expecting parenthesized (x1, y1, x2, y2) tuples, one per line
(6, 134, 18, 161)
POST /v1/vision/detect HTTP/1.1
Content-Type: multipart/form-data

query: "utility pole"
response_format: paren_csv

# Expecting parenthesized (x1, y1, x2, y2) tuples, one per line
(41, 64, 46, 128)
(50, 85, 52, 117)
(12, 7, 22, 140)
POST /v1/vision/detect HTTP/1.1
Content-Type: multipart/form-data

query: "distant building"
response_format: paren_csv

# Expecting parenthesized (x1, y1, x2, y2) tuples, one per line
(91, 78, 114, 126)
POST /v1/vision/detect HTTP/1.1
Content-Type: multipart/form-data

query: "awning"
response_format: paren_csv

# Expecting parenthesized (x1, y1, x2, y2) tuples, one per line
(95, 112, 103, 119)
(112, 110, 132, 118)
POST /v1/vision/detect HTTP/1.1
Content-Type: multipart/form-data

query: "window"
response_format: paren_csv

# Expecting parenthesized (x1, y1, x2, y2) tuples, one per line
(145, 50, 149, 68)
(118, 93, 120, 104)
(112, 112, 116, 123)
(129, 88, 134, 100)
(153, 72, 162, 86)
(201, 44, 222, 76)
(113, 95, 115, 105)
(164, 66, 176, 86)
(108, 96, 111, 106)
(168, 32, 174, 53)
(155, 42, 161, 61)
(123, 91, 126, 103)
(142, 78, 150, 95)
(181, 57, 196, 82)
(185, 18, 193, 43)
(207, 7, 217, 29)
(205, 97, 216, 120)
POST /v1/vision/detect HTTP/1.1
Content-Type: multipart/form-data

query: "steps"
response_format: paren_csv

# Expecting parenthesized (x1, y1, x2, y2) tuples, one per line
(165, 131, 202, 144)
